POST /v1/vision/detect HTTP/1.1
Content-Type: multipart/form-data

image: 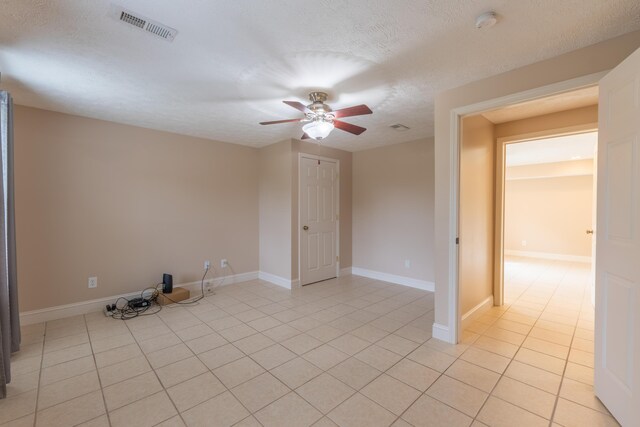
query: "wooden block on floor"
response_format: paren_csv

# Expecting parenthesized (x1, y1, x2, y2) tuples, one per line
(157, 287, 190, 305)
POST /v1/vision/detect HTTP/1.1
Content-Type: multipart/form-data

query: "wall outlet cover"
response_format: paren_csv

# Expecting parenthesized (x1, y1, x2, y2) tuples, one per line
(88, 276, 98, 288)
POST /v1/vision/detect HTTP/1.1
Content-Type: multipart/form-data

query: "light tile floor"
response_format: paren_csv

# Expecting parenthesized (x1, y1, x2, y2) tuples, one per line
(0, 258, 619, 426)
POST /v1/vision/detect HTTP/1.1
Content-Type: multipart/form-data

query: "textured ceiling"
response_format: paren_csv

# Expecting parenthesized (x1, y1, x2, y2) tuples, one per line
(1, 1, 639, 151)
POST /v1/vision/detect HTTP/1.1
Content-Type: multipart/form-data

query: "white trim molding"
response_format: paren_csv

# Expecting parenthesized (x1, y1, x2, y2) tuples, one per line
(461, 296, 494, 331)
(20, 271, 259, 325)
(432, 323, 451, 342)
(258, 271, 296, 289)
(180, 271, 259, 294)
(505, 250, 592, 263)
(351, 267, 434, 292)
(20, 291, 141, 326)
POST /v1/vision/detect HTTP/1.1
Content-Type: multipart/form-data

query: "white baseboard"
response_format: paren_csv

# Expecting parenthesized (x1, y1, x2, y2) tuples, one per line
(258, 271, 295, 289)
(180, 271, 259, 294)
(19, 271, 259, 325)
(505, 250, 591, 263)
(461, 296, 493, 331)
(432, 323, 454, 343)
(339, 267, 352, 276)
(351, 267, 434, 292)
(20, 291, 141, 326)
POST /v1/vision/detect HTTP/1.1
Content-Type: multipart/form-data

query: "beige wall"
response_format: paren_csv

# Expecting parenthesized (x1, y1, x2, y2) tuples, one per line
(16, 106, 352, 312)
(505, 168, 593, 257)
(15, 106, 259, 312)
(258, 140, 293, 279)
(494, 105, 598, 138)
(434, 30, 640, 338)
(459, 116, 495, 316)
(352, 138, 435, 282)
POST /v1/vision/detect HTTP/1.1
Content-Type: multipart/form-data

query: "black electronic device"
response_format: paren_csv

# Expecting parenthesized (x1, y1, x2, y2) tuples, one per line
(128, 297, 150, 308)
(162, 273, 173, 294)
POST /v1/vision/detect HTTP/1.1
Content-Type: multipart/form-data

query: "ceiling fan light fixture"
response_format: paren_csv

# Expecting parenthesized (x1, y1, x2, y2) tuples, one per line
(260, 92, 370, 138)
(302, 120, 334, 140)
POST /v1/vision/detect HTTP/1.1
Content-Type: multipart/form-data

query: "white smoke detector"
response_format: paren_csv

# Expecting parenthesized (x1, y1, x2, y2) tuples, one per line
(475, 11, 498, 29)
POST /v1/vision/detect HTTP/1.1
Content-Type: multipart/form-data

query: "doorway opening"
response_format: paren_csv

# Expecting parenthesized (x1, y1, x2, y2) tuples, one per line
(448, 46, 640, 424)
(501, 132, 597, 308)
(457, 84, 599, 333)
(456, 87, 604, 423)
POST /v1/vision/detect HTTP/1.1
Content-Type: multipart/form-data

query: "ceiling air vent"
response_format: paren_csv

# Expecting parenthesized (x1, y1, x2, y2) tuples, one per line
(389, 124, 410, 131)
(109, 4, 178, 42)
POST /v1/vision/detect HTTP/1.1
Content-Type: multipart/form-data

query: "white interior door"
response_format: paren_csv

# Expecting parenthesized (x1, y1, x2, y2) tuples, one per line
(595, 46, 640, 426)
(300, 156, 338, 285)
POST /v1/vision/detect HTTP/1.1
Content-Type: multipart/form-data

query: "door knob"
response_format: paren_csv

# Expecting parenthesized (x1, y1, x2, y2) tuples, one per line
(586, 229, 594, 234)
(303, 225, 309, 231)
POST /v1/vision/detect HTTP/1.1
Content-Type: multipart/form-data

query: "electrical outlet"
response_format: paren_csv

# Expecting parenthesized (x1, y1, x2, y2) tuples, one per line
(88, 276, 97, 289)
(404, 259, 411, 268)
(221, 259, 228, 268)
(204, 260, 211, 270)
(204, 279, 214, 294)
(522, 240, 527, 247)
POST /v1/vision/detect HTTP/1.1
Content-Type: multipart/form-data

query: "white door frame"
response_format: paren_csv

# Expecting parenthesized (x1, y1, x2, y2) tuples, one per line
(298, 153, 340, 286)
(494, 124, 598, 307)
(447, 70, 608, 343)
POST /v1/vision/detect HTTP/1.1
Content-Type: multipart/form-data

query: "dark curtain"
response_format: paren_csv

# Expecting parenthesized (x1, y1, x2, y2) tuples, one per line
(0, 91, 20, 399)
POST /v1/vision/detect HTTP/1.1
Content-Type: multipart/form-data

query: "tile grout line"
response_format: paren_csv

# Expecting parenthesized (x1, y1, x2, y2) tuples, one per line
(175, 281, 365, 423)
(83, 313, 113, 427)
(463, 261, 579, 424)
(31, 323, 46, 427)
(209, 278, 432, 424)
(17, 264, 605, 427)
(465, 261, 551, 424)
(16, 275, 435, 427)
(125, 307, 196, 426)
(466, 261, 602, 426)
(221, 278, 435, 424)
(164, 296, 276, 421)
(548, 274, 589, 425)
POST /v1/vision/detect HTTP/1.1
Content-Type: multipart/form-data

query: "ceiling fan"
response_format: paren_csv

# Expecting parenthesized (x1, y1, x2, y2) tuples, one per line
(259, 92, 372, 140)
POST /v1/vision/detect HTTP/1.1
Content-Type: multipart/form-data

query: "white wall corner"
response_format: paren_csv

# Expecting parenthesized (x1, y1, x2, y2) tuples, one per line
(20, 270, 259, 325)
(351, 267, 434, 292)
(432, 323, 454, 343)
(258, 271, 293, 289)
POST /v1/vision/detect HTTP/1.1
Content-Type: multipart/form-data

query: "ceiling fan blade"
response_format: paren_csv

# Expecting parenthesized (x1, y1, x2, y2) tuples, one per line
(333, 104, 372, 119)
(333, 120, 366, 135)
(283, 101, 311, 114)
(301, 133, 310, 140)
(259, 118, 301, 125)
